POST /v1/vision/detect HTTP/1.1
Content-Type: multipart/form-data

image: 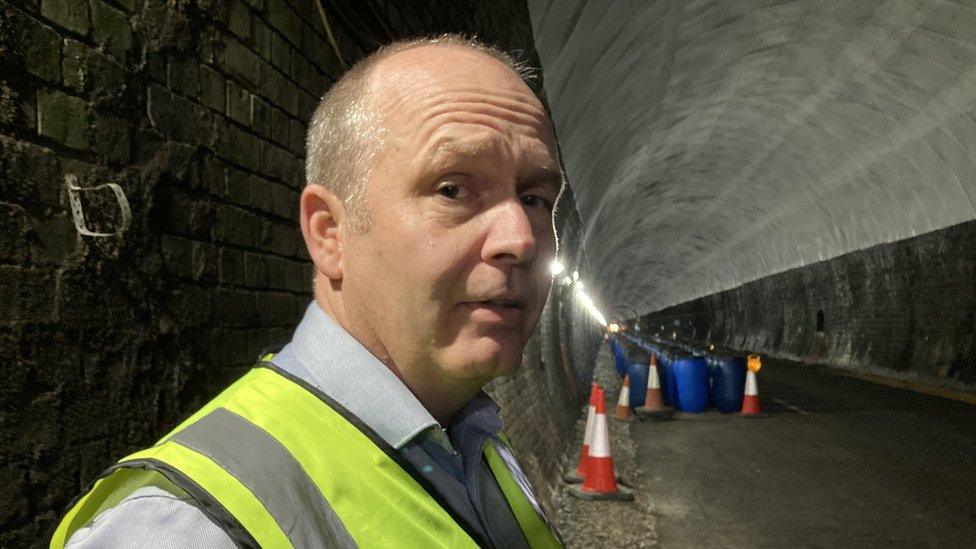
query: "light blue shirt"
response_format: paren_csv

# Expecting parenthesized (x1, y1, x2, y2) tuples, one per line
(65, 302, 529, 548)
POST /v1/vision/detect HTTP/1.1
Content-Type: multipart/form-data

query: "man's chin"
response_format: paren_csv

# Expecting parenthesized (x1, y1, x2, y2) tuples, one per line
(444, 337, 525, 379)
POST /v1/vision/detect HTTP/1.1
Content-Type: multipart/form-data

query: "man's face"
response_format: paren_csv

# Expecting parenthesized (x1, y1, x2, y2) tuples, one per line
(340, 46, 560, 387)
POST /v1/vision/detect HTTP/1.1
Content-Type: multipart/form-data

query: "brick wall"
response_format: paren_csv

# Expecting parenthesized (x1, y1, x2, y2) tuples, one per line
(0, 1, 598, 544)
(0, 1, 347, 543)
(641, 219, 976, 388)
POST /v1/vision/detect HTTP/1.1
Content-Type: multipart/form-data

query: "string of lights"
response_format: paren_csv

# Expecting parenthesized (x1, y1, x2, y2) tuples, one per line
(550, 259, 608, 328)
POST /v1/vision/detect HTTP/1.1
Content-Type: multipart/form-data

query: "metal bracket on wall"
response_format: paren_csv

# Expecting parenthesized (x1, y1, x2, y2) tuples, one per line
(65, 174, 132, 237)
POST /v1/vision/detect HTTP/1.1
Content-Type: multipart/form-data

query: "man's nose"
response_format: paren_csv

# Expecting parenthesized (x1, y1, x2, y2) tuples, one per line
(482, 199, 538, 265)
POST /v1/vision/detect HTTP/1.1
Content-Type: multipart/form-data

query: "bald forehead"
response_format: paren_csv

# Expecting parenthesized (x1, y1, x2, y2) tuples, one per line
(367, 44, 541, 113)
(357, 42, 559, 191)
(376, 43, 521, 82)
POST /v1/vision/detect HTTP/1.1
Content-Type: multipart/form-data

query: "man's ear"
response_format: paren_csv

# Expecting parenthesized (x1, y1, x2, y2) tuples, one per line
(300, 184, 346, 280)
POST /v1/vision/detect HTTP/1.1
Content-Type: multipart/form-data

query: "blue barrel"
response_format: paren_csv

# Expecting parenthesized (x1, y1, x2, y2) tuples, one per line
(666, 361, 679, 407)
(626, 361, 649, 408)
(709, 355, 747, 413)
(659, 352, 678, 407)
(670, 356, 709, 413)
(609, 339, 627, 378)
(658, 350, 678, 408)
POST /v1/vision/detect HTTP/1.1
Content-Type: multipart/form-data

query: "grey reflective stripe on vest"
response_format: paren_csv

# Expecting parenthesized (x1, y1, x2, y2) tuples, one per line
(170, 408, 357, 548)
(489, 438, 554, 533)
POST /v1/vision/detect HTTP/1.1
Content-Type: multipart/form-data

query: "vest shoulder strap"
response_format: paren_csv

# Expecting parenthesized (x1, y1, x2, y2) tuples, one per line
(485, 435, 564, 549)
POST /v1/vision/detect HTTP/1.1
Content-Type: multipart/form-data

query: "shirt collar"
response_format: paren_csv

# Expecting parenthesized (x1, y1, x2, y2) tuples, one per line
(417, 391, 503, 456)
(281, 302, 503, 453)
(284, 302, 439, 449)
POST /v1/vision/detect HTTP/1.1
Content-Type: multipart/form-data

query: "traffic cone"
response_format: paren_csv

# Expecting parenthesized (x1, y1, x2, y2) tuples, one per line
(741, 354, 762, 415)
(636, 354, 673, 419)
(568, 387, 634, 501)
(564, 382, 598, 484)
(614, 375, 632, 421)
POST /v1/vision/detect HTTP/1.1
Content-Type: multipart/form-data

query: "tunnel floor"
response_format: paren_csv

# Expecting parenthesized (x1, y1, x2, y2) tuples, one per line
(632, 357, 976, 548)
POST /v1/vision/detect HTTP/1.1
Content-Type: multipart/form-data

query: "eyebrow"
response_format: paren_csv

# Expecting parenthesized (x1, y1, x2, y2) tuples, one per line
(427, 135, 563, 193)
(519, 166, 564, 196)
(427, 137, 497, 162)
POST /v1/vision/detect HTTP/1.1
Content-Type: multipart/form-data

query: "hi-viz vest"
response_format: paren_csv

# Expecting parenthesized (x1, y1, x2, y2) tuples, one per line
(51, 361, 563, 548)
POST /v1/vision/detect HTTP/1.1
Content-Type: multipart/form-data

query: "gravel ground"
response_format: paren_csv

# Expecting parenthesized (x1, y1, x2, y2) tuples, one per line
(551, 345, 659, 548)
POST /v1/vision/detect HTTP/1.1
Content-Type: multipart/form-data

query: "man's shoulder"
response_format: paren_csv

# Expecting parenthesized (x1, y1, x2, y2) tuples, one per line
(64, 485, 236, 548)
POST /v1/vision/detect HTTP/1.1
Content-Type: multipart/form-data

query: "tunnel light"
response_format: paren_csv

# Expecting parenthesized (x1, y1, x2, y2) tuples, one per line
(607, 323, 619, 333)
(574, 287, 607, 327)
(562, 275, 573, 286)
(572, 270, 580, 281)
(550, 259, 565, 276)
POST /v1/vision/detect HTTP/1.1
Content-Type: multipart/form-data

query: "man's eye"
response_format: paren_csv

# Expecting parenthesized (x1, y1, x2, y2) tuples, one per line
(521, 194, 553, 211)
(438, 184, 466, 199)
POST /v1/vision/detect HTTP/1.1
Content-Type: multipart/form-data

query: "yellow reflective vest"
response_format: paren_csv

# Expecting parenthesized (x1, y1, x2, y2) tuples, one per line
(52, 363, 563, 548)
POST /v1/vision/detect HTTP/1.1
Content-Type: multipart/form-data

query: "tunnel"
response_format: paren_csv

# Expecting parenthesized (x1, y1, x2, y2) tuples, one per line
(1, 0, 974, 546)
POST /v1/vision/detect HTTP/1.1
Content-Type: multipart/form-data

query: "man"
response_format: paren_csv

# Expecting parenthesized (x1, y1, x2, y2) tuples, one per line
(53, 35, 564, 548)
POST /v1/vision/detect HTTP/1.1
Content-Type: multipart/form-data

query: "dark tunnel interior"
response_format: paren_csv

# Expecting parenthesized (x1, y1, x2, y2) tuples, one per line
(1, 0, 974, 546)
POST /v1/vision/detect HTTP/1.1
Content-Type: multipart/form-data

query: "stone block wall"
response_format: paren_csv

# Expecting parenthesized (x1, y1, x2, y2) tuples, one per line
(0, 1, 598, 545)
(1, 1, 346, 543)
(640, 219, 976, 388)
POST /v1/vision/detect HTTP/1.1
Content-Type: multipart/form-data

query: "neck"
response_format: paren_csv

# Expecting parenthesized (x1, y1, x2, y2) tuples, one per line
(399, 371, 485, 426)
(314, 286, 483, 427)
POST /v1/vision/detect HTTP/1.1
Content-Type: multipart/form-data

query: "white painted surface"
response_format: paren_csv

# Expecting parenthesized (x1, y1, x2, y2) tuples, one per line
(528, 0, 976, 312)
(647, 365, 660, 390)
(745, 370, 760, 396)
(582, 404, 596, 446)
(589, 413, 612, 458)
(616, 383, 630, 406)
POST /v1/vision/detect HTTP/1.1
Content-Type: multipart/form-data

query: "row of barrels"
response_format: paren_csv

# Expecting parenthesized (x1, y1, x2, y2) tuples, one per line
(612, 334, 749, 414)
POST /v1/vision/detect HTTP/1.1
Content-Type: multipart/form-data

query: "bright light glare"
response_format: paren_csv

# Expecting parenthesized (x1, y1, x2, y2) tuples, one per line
(572, 270, 580, 281)
(550, 259, 565, 276)
(574, 288, 607, 327)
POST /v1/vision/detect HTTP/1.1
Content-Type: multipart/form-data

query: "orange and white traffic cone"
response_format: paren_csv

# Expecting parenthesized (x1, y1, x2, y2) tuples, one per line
(568, 387, 634, 501)
(564, 383, 598, 484)
(741, 354, 763, 416)
(614, 375, 632, 421)
(636, 355, 672, 418)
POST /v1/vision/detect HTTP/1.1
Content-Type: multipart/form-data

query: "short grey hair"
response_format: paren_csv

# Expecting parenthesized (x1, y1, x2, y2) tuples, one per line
(304, 34, 536, 231)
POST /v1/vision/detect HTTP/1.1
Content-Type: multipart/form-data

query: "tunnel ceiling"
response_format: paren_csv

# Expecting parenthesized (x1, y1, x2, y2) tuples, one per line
(527, 0, 976, 317)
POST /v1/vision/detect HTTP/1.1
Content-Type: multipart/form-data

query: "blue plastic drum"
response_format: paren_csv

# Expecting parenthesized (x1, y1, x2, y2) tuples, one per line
(666, 362, 678, 407)
(670, 356, 709, 413)
(709, 355, 747, 413)
(655, 352, 670, 406)
(609, 339, 628, 378)
(626, 361, 649, 408)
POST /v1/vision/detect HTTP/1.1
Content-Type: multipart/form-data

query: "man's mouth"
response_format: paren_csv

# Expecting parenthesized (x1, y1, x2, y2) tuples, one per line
(464, 299, 527, 324)
(478, 300, 521, 309)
